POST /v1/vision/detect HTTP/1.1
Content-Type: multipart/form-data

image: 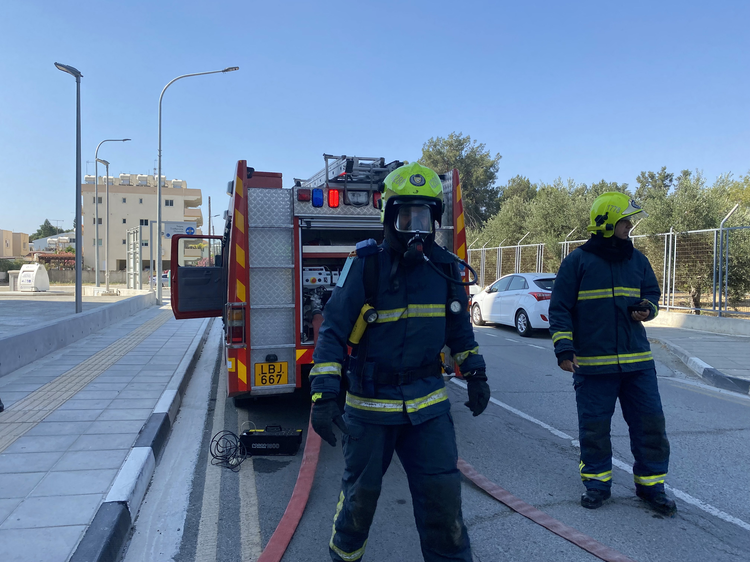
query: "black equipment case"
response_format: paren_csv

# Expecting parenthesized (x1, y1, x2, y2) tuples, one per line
(239, 425, 303, 456)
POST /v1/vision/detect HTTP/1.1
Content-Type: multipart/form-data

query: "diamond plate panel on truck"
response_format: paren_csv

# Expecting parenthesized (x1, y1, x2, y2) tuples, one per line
(248, 188, 293, 226)
(249, 347, 296, 389)
(250, 308, 295, 347)
(250, 268, 294, 306)
(248, 229, 294, 267)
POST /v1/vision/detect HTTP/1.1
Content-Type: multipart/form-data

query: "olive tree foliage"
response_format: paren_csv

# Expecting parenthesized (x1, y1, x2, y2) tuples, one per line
(470, 177, 629, 271)
(419, 133, 502, 230)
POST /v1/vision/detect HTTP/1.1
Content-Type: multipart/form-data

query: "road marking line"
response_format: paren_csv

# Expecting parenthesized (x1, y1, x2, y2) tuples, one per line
(450, 377, 750, 531)
(237, 409, 263, 560)
(0, 310, 172, 454)
(505, 338, 520, 343)
(195, 361, 227, 562)
(528, 344, 546, 350)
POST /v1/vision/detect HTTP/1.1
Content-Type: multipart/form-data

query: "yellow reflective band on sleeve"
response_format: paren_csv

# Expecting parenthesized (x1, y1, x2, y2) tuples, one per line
(310, 362, 342, 377)
(577, 351, 653, 367)
(405, 387, 449, 413)
(311, 392, 323, 403)
(346, 393, 405, 413)
(577, 288, 612, 301)
(580, 461, 613, 482)
(453, 346, 479, 366)
(613, 287, 641, 297)
(330, 491, 368, 561)
(645, 300, 659, 318)
(375, 304, 446, 323)
(634, 473, 666, 486)
(552, 331, 573, 344)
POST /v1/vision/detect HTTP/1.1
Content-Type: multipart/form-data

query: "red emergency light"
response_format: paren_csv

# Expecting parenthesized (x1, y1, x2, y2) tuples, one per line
(328, 189, 340, 208)
(373, 191, 382, 209)
(297, 188, 311, 201)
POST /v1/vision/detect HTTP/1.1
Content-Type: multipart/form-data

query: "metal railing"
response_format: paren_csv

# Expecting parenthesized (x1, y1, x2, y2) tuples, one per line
(469, 225, 750, 317)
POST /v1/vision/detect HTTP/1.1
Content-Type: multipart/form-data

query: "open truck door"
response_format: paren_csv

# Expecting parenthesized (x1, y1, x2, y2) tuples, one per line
(170, 234, 225, 319)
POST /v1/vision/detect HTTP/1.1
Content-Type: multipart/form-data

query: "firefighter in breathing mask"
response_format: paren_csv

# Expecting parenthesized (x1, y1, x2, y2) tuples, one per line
(309, 162, 490, 562)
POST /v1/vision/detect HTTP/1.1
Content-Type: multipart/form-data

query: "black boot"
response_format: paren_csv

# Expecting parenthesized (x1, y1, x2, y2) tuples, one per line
(581, 489, 611, 509)
(636, 489, 676, 516)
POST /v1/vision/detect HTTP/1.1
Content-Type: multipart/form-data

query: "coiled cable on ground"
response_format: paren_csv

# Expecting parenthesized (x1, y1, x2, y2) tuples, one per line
(210, 430, 248, 472)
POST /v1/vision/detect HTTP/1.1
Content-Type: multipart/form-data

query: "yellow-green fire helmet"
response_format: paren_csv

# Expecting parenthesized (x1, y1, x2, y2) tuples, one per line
(587, 192, 648, 238)
(380, 162, 444, 225)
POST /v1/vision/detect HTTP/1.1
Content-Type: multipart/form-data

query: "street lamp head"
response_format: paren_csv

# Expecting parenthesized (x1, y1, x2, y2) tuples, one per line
(54, 62, 83, 78)
(96, 158, 110, 166)
(222, 66, 239, 73)
(122, 139, 131, 142)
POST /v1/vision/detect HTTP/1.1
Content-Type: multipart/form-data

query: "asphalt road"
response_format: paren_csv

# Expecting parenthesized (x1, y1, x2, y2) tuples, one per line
(124, 324, 750, 562)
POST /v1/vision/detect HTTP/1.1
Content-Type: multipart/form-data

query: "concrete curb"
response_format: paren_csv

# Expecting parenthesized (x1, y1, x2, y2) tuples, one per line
(70, 316, 213, 562)
(649, 336, 750, 395)
(0, 291, 156, 377)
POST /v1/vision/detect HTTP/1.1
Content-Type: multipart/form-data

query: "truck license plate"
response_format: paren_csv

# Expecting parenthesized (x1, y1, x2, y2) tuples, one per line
(254, 362, 288, 386)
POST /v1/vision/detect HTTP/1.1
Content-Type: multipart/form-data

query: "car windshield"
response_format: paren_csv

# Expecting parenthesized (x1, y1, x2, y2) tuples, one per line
(533, 278, 555, 291)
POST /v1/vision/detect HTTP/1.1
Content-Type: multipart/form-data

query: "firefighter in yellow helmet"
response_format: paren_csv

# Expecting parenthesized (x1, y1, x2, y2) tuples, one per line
(550, 192, 676, 516)
(310, 162, 489, 561)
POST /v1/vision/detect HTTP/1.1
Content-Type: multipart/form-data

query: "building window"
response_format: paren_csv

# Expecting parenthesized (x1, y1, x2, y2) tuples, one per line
(122, 197, 127, 203)
(92, 217, 102, 225)
(93, 238, 102, 246)
(122, 239, 126, 244)
(165, 199, 174, 207)
(140, 219, 149, 226)
(139, 198, 143, 204)
(122, 218, 127, 224)
(93, 196, 102, 204)
(142, 241, 149, 247)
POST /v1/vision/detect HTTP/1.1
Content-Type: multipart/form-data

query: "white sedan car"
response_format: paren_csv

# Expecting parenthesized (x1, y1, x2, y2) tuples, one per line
(471, 273, 556, 336)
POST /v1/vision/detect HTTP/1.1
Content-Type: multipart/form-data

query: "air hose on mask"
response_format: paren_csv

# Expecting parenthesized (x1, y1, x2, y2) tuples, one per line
(403, 232, 478, 287)
(424, 252, 478, 286)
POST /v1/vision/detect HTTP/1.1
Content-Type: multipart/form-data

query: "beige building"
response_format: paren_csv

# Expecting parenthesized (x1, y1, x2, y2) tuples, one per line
(0, 230, 29, 258)
(81, 174, 202, 271)
(13, 233, 30, 257)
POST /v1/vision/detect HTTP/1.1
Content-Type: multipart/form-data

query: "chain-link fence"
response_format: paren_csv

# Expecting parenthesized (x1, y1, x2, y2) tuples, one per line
(468, 226, 750, 317)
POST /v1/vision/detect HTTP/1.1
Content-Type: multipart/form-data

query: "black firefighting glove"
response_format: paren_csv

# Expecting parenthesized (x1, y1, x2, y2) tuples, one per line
(311, 392, 349, 447)
(464, 369, 490, 416)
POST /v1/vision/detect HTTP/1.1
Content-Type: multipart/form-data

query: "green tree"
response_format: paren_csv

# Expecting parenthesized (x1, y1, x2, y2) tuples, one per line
(499, 175, 536, 205)
(635, 167, 673, 201)
(30, 219, 65, 241)
(419, 132, 502, 229)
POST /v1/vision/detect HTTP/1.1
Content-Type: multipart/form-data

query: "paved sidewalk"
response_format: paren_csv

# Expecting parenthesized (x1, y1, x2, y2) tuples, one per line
(0, 303, 210, 562)
(648, 326, 750, 394)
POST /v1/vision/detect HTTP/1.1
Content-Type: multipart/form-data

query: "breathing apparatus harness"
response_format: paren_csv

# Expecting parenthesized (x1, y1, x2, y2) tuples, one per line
(344, 238, 478, 390)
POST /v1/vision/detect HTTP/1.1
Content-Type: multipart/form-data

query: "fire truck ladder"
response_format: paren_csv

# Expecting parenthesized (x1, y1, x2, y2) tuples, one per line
(293, 154, 403, 206)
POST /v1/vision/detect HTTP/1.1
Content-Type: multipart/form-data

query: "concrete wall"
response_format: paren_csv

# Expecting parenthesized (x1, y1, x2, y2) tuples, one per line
(0, 291, 156, 377)
(47, 270, 153, 285)
(649, 311, 750, 337)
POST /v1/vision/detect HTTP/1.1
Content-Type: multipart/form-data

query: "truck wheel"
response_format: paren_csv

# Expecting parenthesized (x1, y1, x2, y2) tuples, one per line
(472, 304, 485, 326)
(516, 310, 531, 337)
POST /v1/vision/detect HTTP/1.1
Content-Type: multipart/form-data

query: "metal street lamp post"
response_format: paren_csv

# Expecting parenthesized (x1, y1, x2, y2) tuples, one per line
(94, 139, 130, 286)
(156, 66, 239, 305)
(96, 158, 113, 292)
(54, 62, 83, 313)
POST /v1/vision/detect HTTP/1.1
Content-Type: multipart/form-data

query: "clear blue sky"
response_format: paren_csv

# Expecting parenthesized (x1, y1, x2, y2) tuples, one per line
(1, 0, 748, 235)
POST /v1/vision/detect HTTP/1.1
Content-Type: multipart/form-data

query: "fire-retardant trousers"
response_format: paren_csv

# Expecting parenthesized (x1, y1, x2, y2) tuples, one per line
(573, 368, 670, 495)
(328, 412, 471, 562)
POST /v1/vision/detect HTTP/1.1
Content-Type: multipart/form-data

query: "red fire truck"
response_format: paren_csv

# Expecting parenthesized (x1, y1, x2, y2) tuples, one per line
(170, 154, 470, 399)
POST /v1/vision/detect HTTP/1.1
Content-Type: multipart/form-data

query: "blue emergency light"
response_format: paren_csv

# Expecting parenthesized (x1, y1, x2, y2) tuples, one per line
(312, 188, 324, 207)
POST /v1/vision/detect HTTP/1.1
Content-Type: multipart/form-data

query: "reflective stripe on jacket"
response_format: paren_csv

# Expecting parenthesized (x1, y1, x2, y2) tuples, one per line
(311, 241, 485, 425)
(549, 244, 660, 375)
